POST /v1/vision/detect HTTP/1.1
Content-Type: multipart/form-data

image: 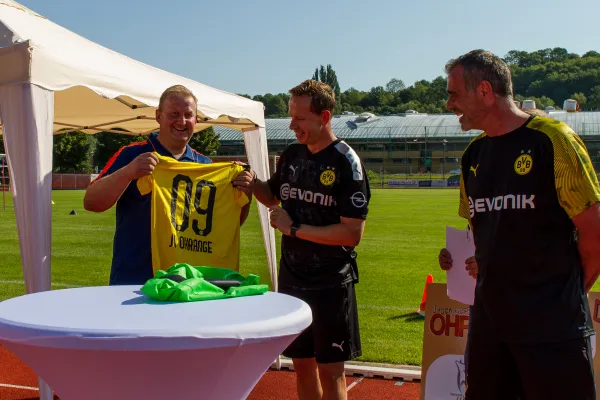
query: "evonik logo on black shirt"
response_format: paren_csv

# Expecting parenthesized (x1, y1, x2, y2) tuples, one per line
(469, 194, 535, 218)
(280, 183, 336, 206)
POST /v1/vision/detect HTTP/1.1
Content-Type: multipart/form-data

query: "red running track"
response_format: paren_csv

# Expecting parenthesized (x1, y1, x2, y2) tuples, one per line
(0, 346, 420, 399)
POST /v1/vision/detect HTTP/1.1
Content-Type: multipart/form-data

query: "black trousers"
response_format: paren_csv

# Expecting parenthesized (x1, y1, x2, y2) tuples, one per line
(465, 333, 595, 400)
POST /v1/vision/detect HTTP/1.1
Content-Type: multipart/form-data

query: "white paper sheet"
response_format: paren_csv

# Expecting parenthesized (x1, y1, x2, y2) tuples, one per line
(445, 226, 476, 305)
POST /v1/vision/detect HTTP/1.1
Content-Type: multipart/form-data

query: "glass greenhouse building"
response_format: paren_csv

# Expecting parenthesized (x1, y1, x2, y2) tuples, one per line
(214, 111, 600, 184)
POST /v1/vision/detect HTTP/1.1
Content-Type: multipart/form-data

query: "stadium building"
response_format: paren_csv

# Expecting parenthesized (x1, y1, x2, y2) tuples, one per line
(214, 110, 600, 187)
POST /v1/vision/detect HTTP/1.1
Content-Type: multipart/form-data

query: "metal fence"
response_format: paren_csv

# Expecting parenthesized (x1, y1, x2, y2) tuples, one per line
(357, 138, 466, 189)
(359, 137, 600, 188)
(0, 156, 7, 192)
(217, 134, 600, 189)
(216, 118, 600, 187)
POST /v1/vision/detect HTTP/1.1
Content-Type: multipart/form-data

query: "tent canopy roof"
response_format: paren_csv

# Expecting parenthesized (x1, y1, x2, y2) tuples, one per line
(0, 0, 265, 135)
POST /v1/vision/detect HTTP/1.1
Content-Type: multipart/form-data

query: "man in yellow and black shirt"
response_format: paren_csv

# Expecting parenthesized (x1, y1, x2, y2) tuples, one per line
(439, 50, 600, 400)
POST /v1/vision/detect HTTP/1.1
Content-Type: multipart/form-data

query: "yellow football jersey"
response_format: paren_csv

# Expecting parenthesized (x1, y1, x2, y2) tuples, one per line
(137, 154, 249, 273)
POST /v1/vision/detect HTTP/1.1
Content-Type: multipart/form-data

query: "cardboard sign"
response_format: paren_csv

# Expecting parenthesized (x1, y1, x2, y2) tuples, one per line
(420, 283, 470, 400)
(421, 284, 600, 400)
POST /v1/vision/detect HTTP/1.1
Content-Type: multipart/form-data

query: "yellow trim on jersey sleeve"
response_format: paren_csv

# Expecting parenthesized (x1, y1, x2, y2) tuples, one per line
(459, 171, 470, 219)
(458, 132, 487, 220)
(234, 189, 249, 207)
(137, 175, 153, 195)
(527, 117, 600, 218)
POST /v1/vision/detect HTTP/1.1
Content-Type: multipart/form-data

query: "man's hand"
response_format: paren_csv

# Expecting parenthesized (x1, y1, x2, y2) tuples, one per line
(240, 163, 279, 208)
(439, 248, 478, 279)
(124, 152, 158, 180)
(84, 152, 157, 213)
(439, 248, 453, 270)
(231, 162, 255, 196)
(269, 205, 293, 236)
(465, 256, 478, 278)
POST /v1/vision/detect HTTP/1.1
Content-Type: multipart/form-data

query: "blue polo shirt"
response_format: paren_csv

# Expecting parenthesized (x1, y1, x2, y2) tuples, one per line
(94, 133, 211, 285)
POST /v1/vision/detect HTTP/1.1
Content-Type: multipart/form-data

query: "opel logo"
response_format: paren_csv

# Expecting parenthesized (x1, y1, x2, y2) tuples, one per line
(350, 191, 366, 208)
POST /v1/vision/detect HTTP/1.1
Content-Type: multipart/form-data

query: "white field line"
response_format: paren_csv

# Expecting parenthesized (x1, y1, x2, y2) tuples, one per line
(346, 376, 364, 392)
(0, 383, 38, 391)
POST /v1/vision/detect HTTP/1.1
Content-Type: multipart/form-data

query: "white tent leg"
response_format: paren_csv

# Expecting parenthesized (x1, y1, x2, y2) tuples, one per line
(39, 377, 53, 399)
(242, 126, 281, 369)
(0, 83, 54, 400)
(242, 126, 278, 291)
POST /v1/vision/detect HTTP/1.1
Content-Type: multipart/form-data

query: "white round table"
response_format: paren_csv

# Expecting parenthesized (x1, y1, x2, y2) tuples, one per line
(0, 286, 312, 400)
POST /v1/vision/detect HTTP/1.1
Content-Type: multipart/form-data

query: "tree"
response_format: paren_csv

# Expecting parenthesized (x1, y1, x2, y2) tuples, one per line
(0, 135, 4, 154)
(510, 49, 600, 106)
(253, 93, 290, 118)
(587, 86, 600, 110)
(261, 93, 289, 117)
(518, 95, 555, 111)
(570, 92, 587, 109)
(361, 86, 393, 108)
(504, 50, 539, 67)
(386, 78, 406, 94)
(340, 88, 366, 108)
(189, 126, 220, 156)
(312, 64, 341, 114)
(94, 130, 147, 170)
(53, 131, 95, 173)
(583, 51, 600, 58)
(238, 47, 600, 117)
(533, 96, 556, 110)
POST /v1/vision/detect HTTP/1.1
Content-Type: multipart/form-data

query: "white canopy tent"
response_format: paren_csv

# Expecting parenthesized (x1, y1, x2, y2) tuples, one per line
(0, 1, 279, 397)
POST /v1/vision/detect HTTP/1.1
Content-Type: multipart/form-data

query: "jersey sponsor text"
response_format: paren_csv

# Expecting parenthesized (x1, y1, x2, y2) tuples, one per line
(169, 234, 213, 253)
(469, 194, 535, 217)
(280, 183, 336, 206)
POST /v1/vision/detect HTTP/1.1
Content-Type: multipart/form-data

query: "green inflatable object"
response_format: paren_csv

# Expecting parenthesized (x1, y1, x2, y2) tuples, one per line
(141, 263, 269, 302)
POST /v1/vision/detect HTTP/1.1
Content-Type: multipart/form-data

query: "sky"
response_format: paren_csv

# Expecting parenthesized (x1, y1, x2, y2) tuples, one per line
(17, 0, 600, 97)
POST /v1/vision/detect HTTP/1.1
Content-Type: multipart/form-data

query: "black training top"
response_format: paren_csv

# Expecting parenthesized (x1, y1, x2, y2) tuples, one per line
(268, 139, 371, 290)
(460, 116, 600, 343)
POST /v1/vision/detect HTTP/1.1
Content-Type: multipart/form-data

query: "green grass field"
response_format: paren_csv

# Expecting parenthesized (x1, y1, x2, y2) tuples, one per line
(2, 189, 592, 366)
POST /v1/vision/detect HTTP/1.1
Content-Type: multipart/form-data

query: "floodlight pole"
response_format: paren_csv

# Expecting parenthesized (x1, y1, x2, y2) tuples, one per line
(442, 139, 447, 180)
(424, 127, 431, 180)
(405, 138, 408, 178)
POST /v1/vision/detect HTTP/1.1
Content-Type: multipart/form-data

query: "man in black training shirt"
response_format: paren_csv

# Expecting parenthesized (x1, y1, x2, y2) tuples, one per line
(237, 80, 370, 400)
(439, 49, 600, 400)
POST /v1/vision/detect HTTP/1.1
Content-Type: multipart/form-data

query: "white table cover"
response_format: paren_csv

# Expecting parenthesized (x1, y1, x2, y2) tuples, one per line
(0, 286, 312, 400)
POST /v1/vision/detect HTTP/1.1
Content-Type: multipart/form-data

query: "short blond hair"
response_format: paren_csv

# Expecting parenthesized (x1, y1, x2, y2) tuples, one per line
(289, 80, 336, 114)
(159, 85, 198, 111)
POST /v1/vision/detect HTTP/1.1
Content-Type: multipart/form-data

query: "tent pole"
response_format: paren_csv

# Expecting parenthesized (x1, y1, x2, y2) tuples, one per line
(2, 159, 5, 210)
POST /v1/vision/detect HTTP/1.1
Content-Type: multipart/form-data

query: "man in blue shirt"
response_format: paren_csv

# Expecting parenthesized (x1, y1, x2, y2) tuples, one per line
(84, 85, 253, 285)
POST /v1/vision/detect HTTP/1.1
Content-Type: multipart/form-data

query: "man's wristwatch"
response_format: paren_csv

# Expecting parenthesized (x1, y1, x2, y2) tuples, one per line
(290, 221, 301, 238)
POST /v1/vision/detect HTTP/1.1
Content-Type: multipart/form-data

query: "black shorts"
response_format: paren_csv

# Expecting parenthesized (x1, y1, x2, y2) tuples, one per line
(465, 333, 595, 400)
(279, 282, 361, 364)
